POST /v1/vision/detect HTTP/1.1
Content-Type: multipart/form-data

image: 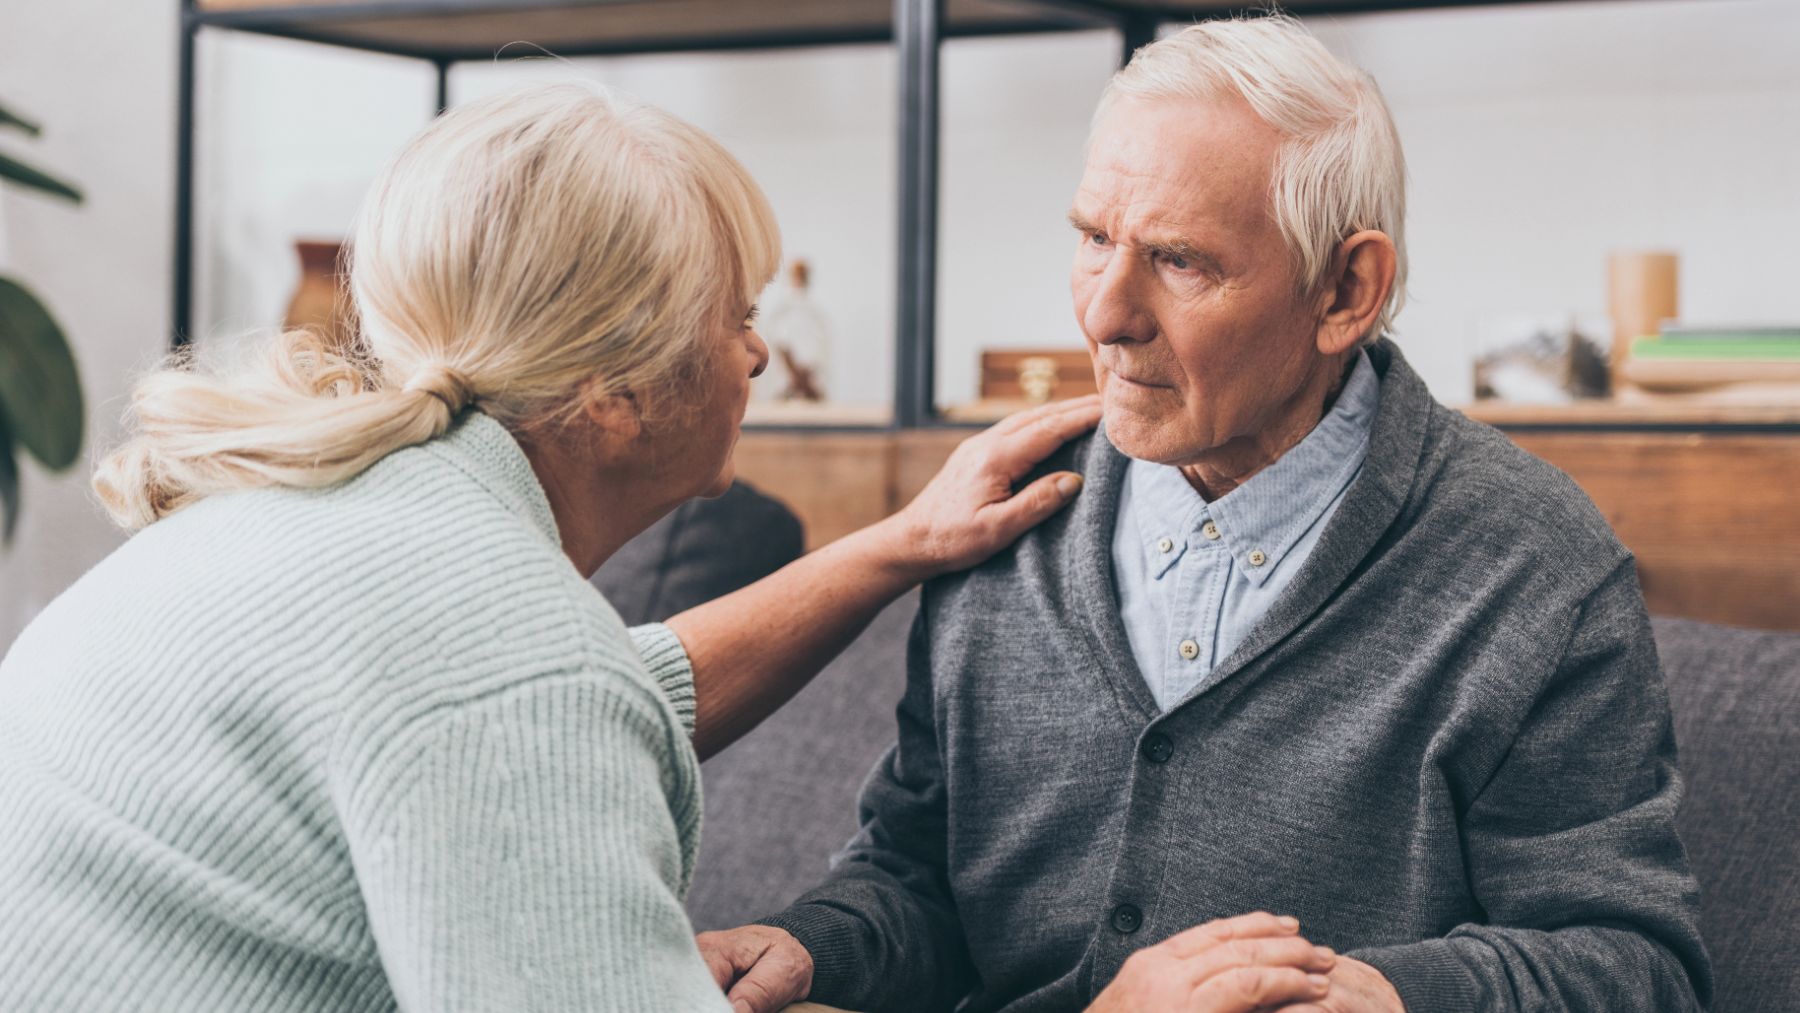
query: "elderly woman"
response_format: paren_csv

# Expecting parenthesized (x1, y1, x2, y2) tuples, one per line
(0, 85, 1328, 1013)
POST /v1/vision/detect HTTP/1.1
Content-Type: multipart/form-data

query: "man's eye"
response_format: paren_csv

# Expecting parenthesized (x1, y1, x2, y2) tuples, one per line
(1166, 254, 1190, 270)
(1089, 232, 1109, 247)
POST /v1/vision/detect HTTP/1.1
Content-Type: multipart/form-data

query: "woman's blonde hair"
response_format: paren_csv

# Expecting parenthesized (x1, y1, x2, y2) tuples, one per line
(1100, 14, 1408, 341)
(95, 82, 780, 528)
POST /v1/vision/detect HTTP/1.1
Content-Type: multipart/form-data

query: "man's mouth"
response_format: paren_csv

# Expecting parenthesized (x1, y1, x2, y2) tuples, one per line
(1107, 368, 1168, 390)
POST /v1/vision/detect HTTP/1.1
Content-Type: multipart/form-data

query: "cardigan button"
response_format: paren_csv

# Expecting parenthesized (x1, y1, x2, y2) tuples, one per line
(1110, 903, 1143, 934)
(1140, 734, 1173, 764)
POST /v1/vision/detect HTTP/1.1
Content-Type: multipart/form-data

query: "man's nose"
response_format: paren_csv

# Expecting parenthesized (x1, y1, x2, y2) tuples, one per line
(1082, 255, 1154, 347)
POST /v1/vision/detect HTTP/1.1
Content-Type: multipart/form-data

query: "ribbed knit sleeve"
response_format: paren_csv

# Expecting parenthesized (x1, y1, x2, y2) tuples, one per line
(340, 671, 728, 1012)
(629, 622, 697, 739)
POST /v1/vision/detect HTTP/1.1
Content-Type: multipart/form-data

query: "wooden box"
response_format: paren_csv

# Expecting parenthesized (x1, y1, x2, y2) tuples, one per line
(979, 349, 1096, 403)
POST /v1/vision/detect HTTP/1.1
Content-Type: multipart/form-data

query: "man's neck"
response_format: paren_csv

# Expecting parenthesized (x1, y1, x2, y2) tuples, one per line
(1177, 352, 1355, 501)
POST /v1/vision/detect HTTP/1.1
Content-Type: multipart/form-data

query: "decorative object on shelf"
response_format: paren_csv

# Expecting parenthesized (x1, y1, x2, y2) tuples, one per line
(0, 99, 85, 545)
(759, 258, 831, 403)
(1017, 356, 1059, 404)
(1607, 250, 1678, 378)
(773, 345, 824, 402)
(1471, 314, 1609, 404)
(283, 240, 356, 353)
(978, 348, 1095, 401)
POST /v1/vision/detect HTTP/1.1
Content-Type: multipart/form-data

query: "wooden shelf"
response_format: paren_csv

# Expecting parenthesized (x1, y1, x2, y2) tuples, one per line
(189, 0, 1646, 61)
(742, 400, 891, 428)
(1460, 398, 1800, 429)
(191, 0, 1108, 60)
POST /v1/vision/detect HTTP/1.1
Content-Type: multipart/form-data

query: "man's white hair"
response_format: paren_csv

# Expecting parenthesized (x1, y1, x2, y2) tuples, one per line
(1097, 14, 1408, 342)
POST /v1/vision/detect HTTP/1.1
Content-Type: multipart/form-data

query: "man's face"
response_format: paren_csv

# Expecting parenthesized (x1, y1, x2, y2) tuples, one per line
(1070, 95, 1326, 466)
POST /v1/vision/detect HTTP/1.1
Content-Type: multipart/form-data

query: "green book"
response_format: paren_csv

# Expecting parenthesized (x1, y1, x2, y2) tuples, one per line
(1658, 324, 1800, 341)
(1631, 337, 1800, 359)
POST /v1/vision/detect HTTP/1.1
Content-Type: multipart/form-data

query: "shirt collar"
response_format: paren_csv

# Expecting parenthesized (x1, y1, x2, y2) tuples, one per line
(1126, 459, 1211, 579)
(1126, 349, 1381, 588)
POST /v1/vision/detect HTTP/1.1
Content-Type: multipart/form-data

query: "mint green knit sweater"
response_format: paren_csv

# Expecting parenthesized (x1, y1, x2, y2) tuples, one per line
(0, 412, 731, 1011)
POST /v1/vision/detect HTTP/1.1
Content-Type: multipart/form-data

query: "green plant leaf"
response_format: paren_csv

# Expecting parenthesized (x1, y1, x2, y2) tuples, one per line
(0, 276, 84, 470)
(0, 102, 42, 137)
(0, 149, 81, 203)
(0, 407, 18, 545)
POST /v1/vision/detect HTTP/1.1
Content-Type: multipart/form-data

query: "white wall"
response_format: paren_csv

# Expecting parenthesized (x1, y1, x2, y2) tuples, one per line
(4, 0, 1798, 647)
(1311, 0, 1800, 399)
(0, 0, 177, 646)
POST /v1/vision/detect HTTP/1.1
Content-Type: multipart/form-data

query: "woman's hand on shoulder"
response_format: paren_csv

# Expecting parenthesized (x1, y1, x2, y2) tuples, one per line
(879, 395, 1101, 582)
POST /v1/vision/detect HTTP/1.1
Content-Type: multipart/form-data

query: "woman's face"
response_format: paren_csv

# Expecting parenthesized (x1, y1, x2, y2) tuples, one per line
(680, 298, 769, 498)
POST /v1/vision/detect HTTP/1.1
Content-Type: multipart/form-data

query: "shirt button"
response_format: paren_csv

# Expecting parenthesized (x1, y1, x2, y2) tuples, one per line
(1178, 639, 1199, 661)
(1248, 549, 1267, 567)
(1140, 733, 1173, 764)
(1202, 520, 1221, 540)
(1157, 537, 1174, 554)
(1110, 903, 1143, 934)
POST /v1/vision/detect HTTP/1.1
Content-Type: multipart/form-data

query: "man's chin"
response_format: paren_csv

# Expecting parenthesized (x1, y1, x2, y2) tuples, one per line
(1101, 406, 1186, 465)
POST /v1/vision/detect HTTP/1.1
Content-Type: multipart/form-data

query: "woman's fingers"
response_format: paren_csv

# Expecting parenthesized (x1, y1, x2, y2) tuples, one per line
(982, 396, 1103, 476)
(976, 471, 1085, 543)
(1192, 965, 1331, 1010)
(986, 392, 1101, 440)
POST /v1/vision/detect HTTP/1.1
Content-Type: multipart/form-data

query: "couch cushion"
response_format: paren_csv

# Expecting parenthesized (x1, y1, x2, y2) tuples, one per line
(1653, 617, 1800, 1012)
(685, 593, 916, 932)
(591, 480, 804, 625)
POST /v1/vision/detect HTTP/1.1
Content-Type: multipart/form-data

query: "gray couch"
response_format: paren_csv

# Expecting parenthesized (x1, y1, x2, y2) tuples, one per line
(596, 484, 1800, 1012)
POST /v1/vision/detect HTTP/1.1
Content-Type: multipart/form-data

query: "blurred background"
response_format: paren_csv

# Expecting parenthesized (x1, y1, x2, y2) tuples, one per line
(3, 0, 1798, 646)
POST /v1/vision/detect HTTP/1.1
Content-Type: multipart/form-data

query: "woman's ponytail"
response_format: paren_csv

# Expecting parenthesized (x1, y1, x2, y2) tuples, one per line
(93, 330, 472, 529)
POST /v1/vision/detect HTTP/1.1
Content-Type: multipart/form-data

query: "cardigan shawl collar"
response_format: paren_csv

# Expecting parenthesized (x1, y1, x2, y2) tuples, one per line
(1065, 337, 1431, 725)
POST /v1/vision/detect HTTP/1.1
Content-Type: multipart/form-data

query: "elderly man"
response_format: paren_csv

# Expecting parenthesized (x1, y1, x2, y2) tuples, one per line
(702, 16, 1709, 1013)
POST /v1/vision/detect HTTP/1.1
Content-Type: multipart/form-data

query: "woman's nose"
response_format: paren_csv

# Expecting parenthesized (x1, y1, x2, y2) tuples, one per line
(747, 328, 770, 379)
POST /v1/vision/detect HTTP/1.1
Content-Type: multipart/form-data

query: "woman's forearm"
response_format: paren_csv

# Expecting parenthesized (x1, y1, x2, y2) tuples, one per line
(665, 514, 923, 761)
(665, 395, 1100, 762)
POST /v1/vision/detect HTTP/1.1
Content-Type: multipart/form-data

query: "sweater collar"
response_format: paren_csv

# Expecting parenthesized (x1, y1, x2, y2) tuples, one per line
(421, 410, 564, 550)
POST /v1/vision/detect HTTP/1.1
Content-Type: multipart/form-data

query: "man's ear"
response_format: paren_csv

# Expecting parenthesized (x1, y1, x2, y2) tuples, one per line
(579, 382, 643, 445)
(1313, 230, 1397, 357)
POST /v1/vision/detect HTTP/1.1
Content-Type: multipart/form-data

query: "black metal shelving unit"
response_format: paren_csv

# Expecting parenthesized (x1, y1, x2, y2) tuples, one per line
(171, 0, 1622, 428)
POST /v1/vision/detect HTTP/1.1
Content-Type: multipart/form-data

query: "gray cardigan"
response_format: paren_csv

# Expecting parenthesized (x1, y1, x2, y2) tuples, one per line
(763, 340, 1710, 1012)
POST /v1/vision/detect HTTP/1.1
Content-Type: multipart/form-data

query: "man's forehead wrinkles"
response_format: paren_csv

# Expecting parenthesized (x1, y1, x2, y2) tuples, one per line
(1074, 189, 1206, 247)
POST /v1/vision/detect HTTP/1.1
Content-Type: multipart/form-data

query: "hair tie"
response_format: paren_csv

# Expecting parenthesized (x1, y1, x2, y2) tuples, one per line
(403, 366, 475, 415)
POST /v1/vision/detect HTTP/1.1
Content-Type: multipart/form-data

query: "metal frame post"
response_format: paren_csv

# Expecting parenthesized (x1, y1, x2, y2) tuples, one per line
(893, 0, 942, 428)
(433, 58, 451, 115)
(172, 0, 199, 346)
(1120, 13, 1159, 66)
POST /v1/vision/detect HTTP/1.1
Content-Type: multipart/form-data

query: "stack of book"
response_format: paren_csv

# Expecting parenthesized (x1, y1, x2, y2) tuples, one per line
(1620, 325, 1800, 400)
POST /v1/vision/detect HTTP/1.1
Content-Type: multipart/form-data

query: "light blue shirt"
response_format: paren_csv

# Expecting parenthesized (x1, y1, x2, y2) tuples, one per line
(1111, 351, 1381, 711)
